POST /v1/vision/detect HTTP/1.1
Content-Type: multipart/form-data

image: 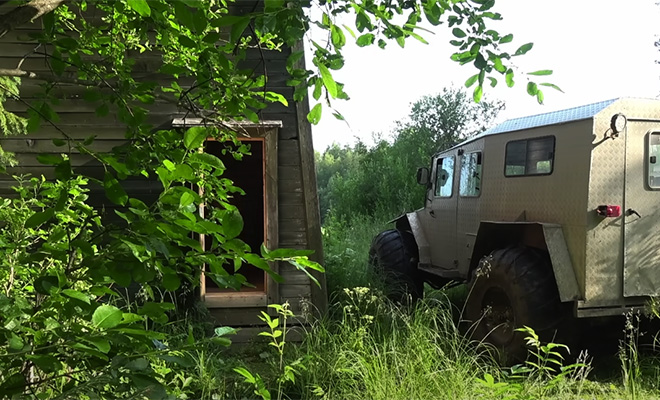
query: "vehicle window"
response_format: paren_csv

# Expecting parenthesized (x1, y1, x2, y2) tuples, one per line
(460, 152, 482, 197)
(434, 156, 454, 197)
(649, 132, 660, 188)
(505, 136, 555, 176)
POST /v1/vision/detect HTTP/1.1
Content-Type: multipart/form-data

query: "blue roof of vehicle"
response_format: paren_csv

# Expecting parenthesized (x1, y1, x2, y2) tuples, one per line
(478, 98, 618, 137)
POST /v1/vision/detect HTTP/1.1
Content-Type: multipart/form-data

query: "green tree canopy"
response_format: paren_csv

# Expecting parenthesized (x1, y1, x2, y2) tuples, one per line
(0, 0, 533, 397)
(318, 87, 503, 221)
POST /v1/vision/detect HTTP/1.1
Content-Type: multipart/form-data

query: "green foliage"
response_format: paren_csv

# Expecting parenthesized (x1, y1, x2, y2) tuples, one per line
(0, 77, 27, 170)
(0, 0, 549, 396)
(316, 87, 504, 222)
(234, 303, 304, 400)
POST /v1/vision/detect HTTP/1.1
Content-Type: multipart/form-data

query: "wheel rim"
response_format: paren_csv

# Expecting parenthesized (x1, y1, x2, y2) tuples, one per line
(481, 287, 515, 346)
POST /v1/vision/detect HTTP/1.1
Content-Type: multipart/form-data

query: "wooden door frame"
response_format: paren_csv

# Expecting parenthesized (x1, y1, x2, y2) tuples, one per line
(172, 119, 280, 308)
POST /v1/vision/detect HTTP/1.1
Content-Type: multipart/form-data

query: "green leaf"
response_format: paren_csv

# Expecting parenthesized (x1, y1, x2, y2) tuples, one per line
(234, 367, 255, 382)
(104, 173, 128, 206)
(493, 57, 506, 73)
(190, 152, 225, 170)
(92, 305, 123, 329)
(36, 154, 63, 165)
(52, 138, 66, 146)
(85, 337, 111, 353)
(528, 69, 553, 76)
(126, 0, 151, 16)
(26, 354, 60, 373)
(54, 159, 72, 180)
(62, 289, 91, 305)
(514, 42, 534, 56)
(223, 210, 244, 240)
(25, 208, 55, 228)
(230, 16, 251, 44)
(8, 333, 24, 351)
(162, 273, 181, 291)
(127, 358, 150, 371)
(500, 34, 513, 44)
(318, 64, 338, 98)
(307, 103, 322, 125)
(505, 69, 514, 87)
(465, 73, 479, 88)
(527, 81, 539, 96)
(183, 126, 208, 150)
(536, 89, 545, 104)
(215, 326, 238, 337)
(0, 373, 26, 396)
(452, 28, 466, 38)
(473, 85, 483, 103)
(540, 82, 564, 93)
(265, 0, 284, 10)
(331, 25, 346, 49)
(178, 35, 197, 48)
(356, 33, 375, 47)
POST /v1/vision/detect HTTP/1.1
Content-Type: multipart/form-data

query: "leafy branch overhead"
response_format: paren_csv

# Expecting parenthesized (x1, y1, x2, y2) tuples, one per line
(0, 0, 553, 131)
(0, 0, 541, 397)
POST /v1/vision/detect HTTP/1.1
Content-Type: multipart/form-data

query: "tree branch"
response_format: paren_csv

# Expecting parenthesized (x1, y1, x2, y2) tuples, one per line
(0, 0, 67, 39)
(0, 67, 101, 86)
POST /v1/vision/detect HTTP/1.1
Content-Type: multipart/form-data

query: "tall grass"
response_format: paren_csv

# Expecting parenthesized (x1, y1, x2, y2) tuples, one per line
(292, 288, 497, 400)
(298, 213, 660, 400)
(322, 213, 390, 294)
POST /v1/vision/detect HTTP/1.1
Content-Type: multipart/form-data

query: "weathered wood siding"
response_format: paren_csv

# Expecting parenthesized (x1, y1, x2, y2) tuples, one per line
(0, 1, 326, 325)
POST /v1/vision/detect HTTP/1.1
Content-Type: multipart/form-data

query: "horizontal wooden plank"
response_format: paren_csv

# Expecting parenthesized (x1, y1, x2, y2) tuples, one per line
(278, 165, 301, 181)
(280, 204, 305, 220)
(207, 303, 307, 327)
(279, 218, 307, 233)
(273, 243, 309, 252)
(14, 153, 98, 167)
(208, 307, 264, 326)
(204, 292, 267, 309)
(280, 284, 312, 299)
(1, 138, 127, 153)
(280, 231, 307, 244)
(278, 145, 301, 167)
(278, 191, 303, 206)
(280, 272, 312, 286)
(3, 126, 124, 140)
(279, 179, 303, 193)
(9, 111, 172, 126)
(4, 99, 179, 114)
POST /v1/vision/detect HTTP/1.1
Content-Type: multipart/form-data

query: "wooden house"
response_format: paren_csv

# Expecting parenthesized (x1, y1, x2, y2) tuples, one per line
(0, 1, 326, 329)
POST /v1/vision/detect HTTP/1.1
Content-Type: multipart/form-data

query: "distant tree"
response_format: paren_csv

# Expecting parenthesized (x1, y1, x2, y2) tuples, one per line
(395, 86, 505, 158)
(318, 88, 504, 222)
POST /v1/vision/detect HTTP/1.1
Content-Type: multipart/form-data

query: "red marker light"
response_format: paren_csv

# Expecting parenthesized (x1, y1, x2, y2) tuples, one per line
(597, 205, 621, 217)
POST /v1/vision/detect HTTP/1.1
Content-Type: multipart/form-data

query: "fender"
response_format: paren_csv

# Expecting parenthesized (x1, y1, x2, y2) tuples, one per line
(470, 221, 582, 302)
(390, 210, 431, 266)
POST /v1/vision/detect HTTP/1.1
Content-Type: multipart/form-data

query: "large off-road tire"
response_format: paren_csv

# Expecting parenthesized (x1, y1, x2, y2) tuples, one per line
(465, 245, 569, 365)
(368, 229, 423, 303)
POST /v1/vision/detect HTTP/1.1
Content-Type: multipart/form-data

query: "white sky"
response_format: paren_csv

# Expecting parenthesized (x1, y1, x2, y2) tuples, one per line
(308, 0, 660, 151)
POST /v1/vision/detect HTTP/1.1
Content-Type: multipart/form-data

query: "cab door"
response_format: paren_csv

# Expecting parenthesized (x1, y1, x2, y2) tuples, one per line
(623, 127, 660, 296)
(420, 153, 458, 271)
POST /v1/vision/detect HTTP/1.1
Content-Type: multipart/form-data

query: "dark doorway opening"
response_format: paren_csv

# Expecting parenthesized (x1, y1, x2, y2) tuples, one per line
(204, 139, 266, 293)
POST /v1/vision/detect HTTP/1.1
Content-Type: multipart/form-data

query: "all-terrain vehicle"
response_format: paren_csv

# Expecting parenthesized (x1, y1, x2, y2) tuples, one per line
(369, 98, 660, 361)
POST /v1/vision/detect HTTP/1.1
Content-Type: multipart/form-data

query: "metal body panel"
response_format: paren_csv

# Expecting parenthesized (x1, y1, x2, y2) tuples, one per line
(401, 212, 432, 265)
(584, 99, 660, 306)
(416, 98, 660, 316)
(419, 150, 459, 270)
(541, 224, 581, 302)
(623, 121, 660, 296)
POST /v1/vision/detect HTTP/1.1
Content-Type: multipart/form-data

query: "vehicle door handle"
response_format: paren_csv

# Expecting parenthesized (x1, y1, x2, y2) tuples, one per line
(429, 210, 436, 218)
(626, 208, 641, 218)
